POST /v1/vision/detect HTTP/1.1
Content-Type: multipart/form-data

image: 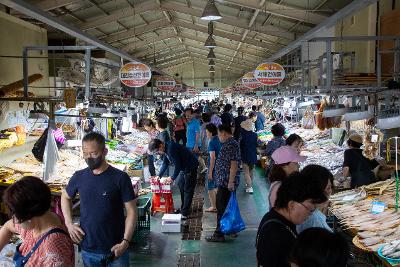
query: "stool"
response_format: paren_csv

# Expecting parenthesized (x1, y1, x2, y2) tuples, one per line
(151, 193, 174, 215)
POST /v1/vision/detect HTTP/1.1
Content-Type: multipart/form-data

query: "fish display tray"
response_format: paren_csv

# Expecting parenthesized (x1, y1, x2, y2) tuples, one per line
(353, 235, 374, 252)
(377, 245, 400, 265)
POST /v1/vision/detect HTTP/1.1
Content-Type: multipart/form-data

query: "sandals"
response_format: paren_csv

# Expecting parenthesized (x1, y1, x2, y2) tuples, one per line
(205, 207, 217, 213)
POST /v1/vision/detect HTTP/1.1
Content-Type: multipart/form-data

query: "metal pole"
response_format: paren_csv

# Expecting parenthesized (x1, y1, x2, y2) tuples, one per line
(326, 40, 333, 92)
(84, 48, 91, 102)
(23, 48, 28, 97)
(377, 51, 382, 88)
(394, 39, 400, 82)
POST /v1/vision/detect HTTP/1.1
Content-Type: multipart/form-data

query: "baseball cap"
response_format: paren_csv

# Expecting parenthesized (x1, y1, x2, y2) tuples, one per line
(272, 146, 307, 165)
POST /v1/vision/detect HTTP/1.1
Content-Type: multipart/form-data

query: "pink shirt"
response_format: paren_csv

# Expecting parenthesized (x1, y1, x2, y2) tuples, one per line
(15, 222, 74, 267)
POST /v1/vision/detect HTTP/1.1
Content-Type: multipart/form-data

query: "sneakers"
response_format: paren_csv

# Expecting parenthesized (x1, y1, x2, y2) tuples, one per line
(206, 235, 226, 242)
(246, 187, 254, 194)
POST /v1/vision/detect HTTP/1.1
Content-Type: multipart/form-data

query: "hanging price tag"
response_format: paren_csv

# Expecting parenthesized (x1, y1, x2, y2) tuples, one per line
(371, 201, 386, 214)
(371, 134, 379, 143)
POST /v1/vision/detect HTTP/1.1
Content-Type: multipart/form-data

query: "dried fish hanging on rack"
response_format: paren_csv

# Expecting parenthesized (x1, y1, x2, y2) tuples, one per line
(364, 126, 383, 160)
(316, 97, 343, 131)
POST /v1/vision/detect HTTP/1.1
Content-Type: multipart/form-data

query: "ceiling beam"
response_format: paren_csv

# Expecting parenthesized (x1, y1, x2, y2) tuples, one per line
(103, 19, 170, 43)
(218, 0, 327, 24)
(179, 32, 266, 59)
(125, 32, 178, 53)
(227, 0, 266, 70)
(36, 0, 80, 11)
(161, 1, 293, 40)
(131, 32, 268, 62)
(172, 19, 280, 51)
(156, 52, 190, 65)
(78, 1, 158, 30)
(187, 49, 252, 69)
(0, 0, 147, 64)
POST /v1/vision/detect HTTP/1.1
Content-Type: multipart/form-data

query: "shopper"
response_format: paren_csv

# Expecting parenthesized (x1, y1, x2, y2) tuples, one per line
(286, 133, 304, 154)
(268, 146, 307, 209)
(233, 106, 247, 141)
(256, 172, 327, 267)
(343, 133, 379, 188)
(148, 139, 199, 219)
(143, 118, 158, 139)
(265, 123, 286, 156)
(205, 123, 222, 212)
(265, 123, 286, 177)
(200, 113, 212, 155)
(206, 124, 240, 242)
(297, 165, 334, 233)
(148, 115, 171, 177)
(220, 103, 235, 127)
(252, 105, 266, 132)
(184, 108, 201, 152)
(0, 176, 74, 266)
(211, 107, 222, 126)
(290, 228, 349, 267)
(173, 108, 187, 145)
(61, 132, 137, 266)
(240, 117, 258, 194)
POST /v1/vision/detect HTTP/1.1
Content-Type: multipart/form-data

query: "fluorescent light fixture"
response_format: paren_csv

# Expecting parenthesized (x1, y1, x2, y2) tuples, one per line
(201, 0, 222, 21)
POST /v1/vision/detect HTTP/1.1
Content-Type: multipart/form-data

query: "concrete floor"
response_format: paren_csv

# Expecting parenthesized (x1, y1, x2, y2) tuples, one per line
(130, 167, 270, 267)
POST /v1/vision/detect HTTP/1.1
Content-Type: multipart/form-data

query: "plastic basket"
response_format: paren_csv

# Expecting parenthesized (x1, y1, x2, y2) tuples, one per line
(132, 197, 151, 243)
(377, 245, 400, 265)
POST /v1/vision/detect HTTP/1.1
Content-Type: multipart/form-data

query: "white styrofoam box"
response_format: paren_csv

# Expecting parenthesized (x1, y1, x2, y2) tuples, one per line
(162, 213, 182, 222)
(161, 221, 181, 233)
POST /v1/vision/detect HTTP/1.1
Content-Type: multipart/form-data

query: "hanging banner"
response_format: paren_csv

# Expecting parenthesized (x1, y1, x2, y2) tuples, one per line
(187, 87, 197, 95)
(233, 80, 247, 92)
(119, 61, 151, 87)
(155, 76, 176, 91)
(242, 72, 262, 89)
(254, 62, 285, 86)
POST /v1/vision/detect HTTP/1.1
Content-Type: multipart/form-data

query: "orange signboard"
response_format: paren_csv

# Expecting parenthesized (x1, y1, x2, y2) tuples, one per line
(254, 62, 285, 86)
(119, 62, 151, 87)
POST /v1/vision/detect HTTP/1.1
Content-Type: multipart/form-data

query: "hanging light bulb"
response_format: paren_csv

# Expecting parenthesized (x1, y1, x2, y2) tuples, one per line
(204, 35, 217, 48)
(209, 66, 215, 72)
(207, 48, 216, 59)
(201, 0, 222, 21)
(209, 59, 216, 66)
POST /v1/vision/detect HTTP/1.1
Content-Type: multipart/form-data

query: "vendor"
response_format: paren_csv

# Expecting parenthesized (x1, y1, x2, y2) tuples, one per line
(343, 133, 379, 188)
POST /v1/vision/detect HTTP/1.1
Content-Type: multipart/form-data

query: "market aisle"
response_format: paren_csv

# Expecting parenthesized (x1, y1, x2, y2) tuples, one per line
(201, 167, 269, 266)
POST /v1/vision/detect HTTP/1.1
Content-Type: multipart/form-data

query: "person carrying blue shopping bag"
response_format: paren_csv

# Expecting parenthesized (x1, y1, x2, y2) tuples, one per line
(206, 124, 241, 242)
(220, 192, 246, 234)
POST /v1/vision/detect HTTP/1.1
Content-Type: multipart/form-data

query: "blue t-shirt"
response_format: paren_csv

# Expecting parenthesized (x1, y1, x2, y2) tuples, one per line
(208, 136, 222, 167)
(66, 166, 136, 253)
(186, 118, 201, 149)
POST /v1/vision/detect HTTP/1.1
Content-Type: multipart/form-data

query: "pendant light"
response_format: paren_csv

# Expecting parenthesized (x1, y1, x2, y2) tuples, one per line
(201, 0, 222, 21)
(204, 35, 217, 48)
(207, 48, 216, 59)
(209, 59, 215, 66)
(209, 66, 215, 72)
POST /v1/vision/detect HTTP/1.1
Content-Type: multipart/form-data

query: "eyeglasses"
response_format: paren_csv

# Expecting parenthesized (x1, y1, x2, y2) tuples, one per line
(298, 202, 316, 213)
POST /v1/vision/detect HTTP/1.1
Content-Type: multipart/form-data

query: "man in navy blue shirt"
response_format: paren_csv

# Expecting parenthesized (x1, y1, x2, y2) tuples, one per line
(61, 132, 137, 266)
(148, 139, 199, 219)
(252, 105, 266, 132)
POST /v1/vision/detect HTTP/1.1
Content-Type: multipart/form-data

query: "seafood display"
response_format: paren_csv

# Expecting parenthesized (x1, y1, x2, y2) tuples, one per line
(330, 179, 400, 254)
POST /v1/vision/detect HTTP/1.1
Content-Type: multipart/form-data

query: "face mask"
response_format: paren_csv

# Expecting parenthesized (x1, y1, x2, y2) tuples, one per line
(85, 155, 103, 170)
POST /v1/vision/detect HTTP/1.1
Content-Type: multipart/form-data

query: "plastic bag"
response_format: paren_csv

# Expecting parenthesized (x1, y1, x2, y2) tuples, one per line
(220, 192, 246, 234)
(32, 128, 63, 162)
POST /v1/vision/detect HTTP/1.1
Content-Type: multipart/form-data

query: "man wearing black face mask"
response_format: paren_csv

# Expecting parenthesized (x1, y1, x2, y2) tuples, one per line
(61, 132, 137, 267)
